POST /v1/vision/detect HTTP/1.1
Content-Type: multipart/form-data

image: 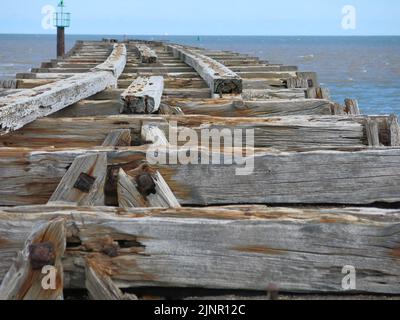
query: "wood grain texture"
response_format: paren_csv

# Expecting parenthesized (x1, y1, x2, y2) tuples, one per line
(0, 206, 399, 294)
(0, 44, 127, 134)
(164, 98, 341, 116)
(48, 153, 107, 206)
(0, 147, 400, 206)
(118, 168, 148, 208)
(134, 44, 158, 64)
(0, 218, 66, 300)
(0, 113, 380, 150)
(168, 45, 243, 94)
(102, 129, 132, 147)
(86, 257, 138, 300)
(120, 76, 164, 114)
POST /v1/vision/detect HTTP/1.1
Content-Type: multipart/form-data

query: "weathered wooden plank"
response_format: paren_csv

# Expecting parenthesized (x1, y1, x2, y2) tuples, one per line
(135, 44, 158, 64)
(161, 115, 370, 149)
(364, 115, 400, 147)
(305, 87, 330, 100)
(85, 256, 138, 300)
(0, 206, 399, 294)
(119, 78, 207, 90)
(0, 89, 24, 98)
(120, 72, 198, 80)
(141, 123, 169, 146)
(16, 73, 75, 80)
(0, 80, 17, 89)
(117, 168, 148, 208)
(242, 88, 306, 100)
(48, 153, 107, 206)
(168, 45, 243, 94)
(243, 78, 286, 89)
(50, 88, 210, 117)
(389, 115, 400, 146)
(159, 103, 185, 115)
(237, 71, 297, 79)
(344, 99, 361, 115)
(1, 147, 400, 206)
(1, 114, 382, 149)
(102, 129, 132, 147)
(130, 125, 182, 208)
(120, 76, 164, 114)
(118, 165, 181, 209)
(15, 79, 58, 89)
(0, 218, 66, 300)
(164, 98, 339, 116)
(286, 76, 309, 89)
(365, 118, 380, 147)
(0, 44, 127, 134)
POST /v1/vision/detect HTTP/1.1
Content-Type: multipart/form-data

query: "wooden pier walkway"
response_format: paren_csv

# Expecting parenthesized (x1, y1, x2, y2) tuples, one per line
(0, 39, 399, 300)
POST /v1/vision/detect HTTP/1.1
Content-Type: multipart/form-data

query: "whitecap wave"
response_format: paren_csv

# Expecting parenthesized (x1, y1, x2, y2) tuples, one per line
(299, 54, 315, 60)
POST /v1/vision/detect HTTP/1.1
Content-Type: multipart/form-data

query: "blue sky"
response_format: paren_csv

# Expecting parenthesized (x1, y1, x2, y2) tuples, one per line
(0, 0, 399, 35)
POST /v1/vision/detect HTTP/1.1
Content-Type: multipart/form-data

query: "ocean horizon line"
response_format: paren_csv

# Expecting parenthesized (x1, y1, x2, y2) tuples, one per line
(1, 33, 400, 37)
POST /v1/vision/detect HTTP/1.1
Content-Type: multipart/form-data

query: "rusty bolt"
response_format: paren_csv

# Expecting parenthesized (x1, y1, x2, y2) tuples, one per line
(136, 173, 156, 197)
(74, 172, 96, 193)
(29, 242, 55, 270)
(101, 244, 119, 258)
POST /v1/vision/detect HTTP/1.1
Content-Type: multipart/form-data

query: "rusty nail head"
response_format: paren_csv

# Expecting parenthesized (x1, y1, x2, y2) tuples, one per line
(102, 244, 119, 258)
(29, 242, 56, 270)
(136, 173, 156, 197)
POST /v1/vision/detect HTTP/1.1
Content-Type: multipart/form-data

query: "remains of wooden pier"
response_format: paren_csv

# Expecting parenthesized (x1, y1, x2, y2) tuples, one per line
(0, 39, 399, 300)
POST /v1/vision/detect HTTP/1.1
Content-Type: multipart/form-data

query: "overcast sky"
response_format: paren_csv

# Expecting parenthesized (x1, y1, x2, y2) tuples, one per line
(1, 0, 399, 35)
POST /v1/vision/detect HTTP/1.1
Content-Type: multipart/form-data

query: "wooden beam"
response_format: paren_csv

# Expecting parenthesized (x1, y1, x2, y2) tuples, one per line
(117, 168, 148, 208)
(0, 80, 17, 89)
(0, 44, 127, 135)
(159, 104, 185, 115)
(1, 114, 387, 150)
(364, 115, 400, 147)
(164, 98, 339, 116)
(120, 78, 208, 90)
(0, 89, 23, 98)
(237, 71, 297, 79)
(117, 125, 181, 208)
(389, 115, 400, 146)
(0, 115, 142, 148)
(141, 123, 169, 146)
(305, 87, 330, 100)
(365, 118, 380, 147)
(344, 99, 361, 115)
(102, 129, 132, 147)
(0, 218, 66, 300)
(85, 256, 138, 300)
(118, 166, 181, 209)
(135, 44, 158, 64)
(120, 76, 164, 114)
(0, 206, 399, 294)
(242, 88, 306, 100)
(48, 153, 107, 206)
(1, 147, 400, 206)
(168, 45, 242, 94)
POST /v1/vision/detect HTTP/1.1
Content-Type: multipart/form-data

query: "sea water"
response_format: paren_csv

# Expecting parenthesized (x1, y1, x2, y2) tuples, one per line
(0, 34, 399, 115)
